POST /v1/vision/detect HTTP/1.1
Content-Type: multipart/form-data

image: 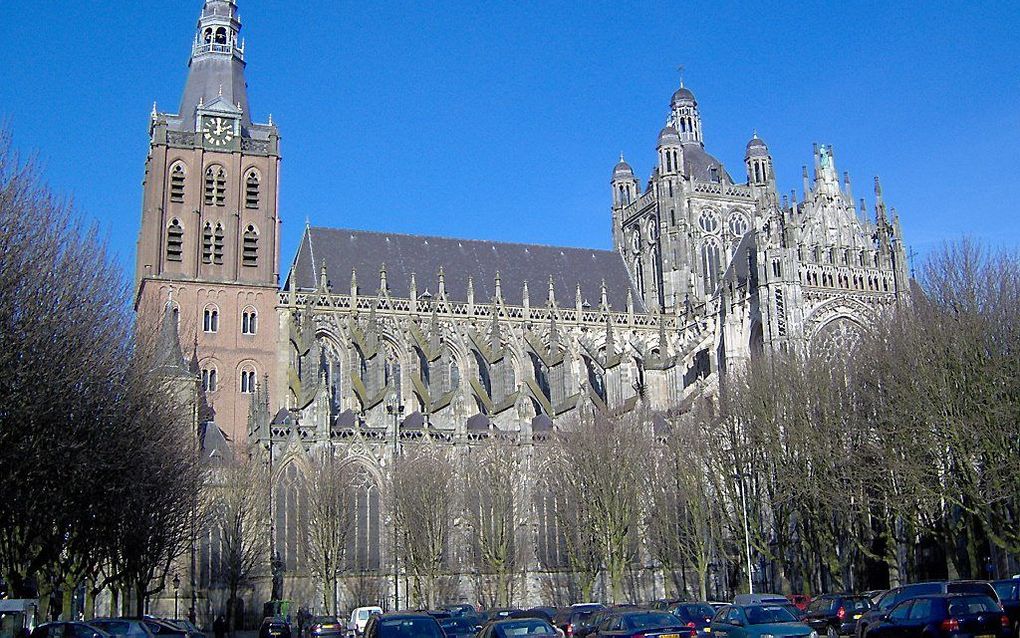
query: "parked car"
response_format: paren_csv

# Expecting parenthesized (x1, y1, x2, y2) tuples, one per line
(486, 610, 522, 623)
(258, 617, 293, 638)
(855, 581, 1000, 638)
(592, 610, 695, 638)
(363, 614, 444, 638)
(802, 594, 873, 638)
(90, 619, 150, 638)
(306, 617, 344, 638)
(789, 597, 813, 613)
(31, 623, 110, 638)
(477, 619, 559, 638)
(165, 620, 205, 638)
(665, 602, 716, 638)
(708, 604, 815, 638)
(862, 593, 1009, 638)
(578, 607, 640, 638)
(442, 605, 480, 621)
(349, 608, 383, 637)
(438, 616, 480, 638)
(651, 601, 685, 612)
(993, 579, 1020, 637)
(553, 608, 600, 638)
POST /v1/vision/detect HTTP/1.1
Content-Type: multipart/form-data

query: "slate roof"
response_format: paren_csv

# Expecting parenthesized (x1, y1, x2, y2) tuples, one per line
(683, 143, 733, 184)
(289, 227, 644, 313)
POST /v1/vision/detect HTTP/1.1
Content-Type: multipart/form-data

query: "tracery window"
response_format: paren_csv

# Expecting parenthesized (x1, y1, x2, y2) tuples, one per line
(701, 238, 722, 294)
(242, 225, 259, 267)
(169, 164, 186, 203)
(345, 466, 381, 571)
(812, 318, 864, 363)
(166, 219, 184, 262)
(274, 463, 308, 572)
(535, 489, 568, 568)
(728, 212, 749, 238)
(698, 209, 720, 234)
(245, 170, 261, 209)
(204, 166, 227, 207)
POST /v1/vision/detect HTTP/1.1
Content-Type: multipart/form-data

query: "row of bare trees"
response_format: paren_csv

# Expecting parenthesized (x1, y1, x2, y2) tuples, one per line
(0, 131, 203, 618)
(295, 240, 1019, 609)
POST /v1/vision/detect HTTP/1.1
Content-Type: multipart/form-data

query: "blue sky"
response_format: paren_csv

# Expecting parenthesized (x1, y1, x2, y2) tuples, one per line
(1, 1, 1017, 277)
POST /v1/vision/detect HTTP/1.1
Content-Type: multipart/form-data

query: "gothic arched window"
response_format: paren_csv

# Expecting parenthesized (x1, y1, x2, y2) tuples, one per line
(245, 170, 261, 209)
(242, 225, 259, 267)
(698, 209, 720, 234)
(213, 223, 225, 265)
(204, 166, 226, 207)
(169, 163, 186, 203)
(166, 219, 184, 262)
(242, 307, 258, 335)
(345, 466, 381, 571)
(202, 223, 214, 264)
(274, 463, 308, 573)
(728, 211, 749, 238)
(535, 488, 568, 568)
(701, 238, 722, 294)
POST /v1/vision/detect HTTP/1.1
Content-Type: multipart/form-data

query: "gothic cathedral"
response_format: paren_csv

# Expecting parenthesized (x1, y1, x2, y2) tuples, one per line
(138, 0, 910, 614)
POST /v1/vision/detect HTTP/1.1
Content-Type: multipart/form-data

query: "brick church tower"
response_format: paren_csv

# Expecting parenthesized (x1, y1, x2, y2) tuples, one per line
(135, 0, 280, 443)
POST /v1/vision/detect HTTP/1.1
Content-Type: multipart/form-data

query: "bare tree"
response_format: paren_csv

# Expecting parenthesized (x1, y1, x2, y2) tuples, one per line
(391, 444, 455, 609)
(547, 412, 651, 603)
(0, 129, 201, 617)
(646, 401, 727, 600)
(306, 450, 357, 615)
(461, 435, 527, 607)
(207, 447, 268, 631)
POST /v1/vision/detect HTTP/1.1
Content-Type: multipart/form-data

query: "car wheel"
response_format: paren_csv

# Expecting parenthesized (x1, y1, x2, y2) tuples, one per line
(827, 627, 838, 638)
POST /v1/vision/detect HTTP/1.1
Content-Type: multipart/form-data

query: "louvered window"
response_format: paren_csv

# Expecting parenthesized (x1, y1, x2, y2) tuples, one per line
(242, 225, 258, 267)
(170, 164, 186, 203)
(166, 219, 184, 261)
(202, 223, 213, 264)
(204, 167, 226, 207)
(245, 171, 260, 209)
(213, 223, 224, 265)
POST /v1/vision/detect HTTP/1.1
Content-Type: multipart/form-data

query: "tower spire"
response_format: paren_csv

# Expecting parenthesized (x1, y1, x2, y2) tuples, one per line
(178, 0, 251, 129)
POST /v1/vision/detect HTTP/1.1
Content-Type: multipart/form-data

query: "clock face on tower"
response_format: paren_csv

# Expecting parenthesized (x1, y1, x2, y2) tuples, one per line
(202, 116, 235, 147)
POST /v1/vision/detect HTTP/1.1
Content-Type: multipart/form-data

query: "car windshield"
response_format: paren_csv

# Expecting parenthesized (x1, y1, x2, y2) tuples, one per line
(947, 596, 1000, 616)
(745, 606, 798, 625)
(92, 622, 148, 638)
(378, 618, 443, 638)
(439, 619, 475, 632)
(571, 612, 596, 626)
(626, 613, 680, 630)
(806, 599, 836, 613)
(842, 599, 871, 612)
(675, 605, 715, 621)
(357, 611, 374, 620)
(495, 620, 556, 637)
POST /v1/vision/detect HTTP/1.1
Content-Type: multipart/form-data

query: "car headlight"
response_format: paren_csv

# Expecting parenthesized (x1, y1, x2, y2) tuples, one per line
(760, 634, 774, 638)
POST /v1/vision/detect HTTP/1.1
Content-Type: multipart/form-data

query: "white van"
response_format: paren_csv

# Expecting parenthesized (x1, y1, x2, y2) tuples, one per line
(348, 607, 382, 637)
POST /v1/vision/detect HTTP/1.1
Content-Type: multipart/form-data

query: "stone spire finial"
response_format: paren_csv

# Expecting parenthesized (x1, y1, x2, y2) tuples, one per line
(802, 165, 810, 199)
(547, 276, 556, 308)
(494, 271, 502, 302)
(600, 279, 609, 310)
(350, 268, 358, 298)
(319, 260, 329, 291)
(379, 263, 388, 293)
(844, 171, 853, 200)
(467, 276, 475, 306)
(437, 266, 446, 297)
(522, 280, 530, 309)
(575, 283, 583, 315)
(409, 272, 417, 305)
(151, 101, 158, 119)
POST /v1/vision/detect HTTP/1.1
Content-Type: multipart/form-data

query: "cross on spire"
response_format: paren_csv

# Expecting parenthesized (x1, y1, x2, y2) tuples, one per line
(677, 64, 686, 87)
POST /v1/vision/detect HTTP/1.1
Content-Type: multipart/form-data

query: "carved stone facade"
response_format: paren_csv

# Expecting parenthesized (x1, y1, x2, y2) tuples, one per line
(139, 0, 910, 617)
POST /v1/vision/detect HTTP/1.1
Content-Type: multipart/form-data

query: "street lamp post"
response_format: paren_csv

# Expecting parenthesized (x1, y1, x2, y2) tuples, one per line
(386, 401, 404, 611)
(173, 573, 181, 620)
(733, 472, 753, 594)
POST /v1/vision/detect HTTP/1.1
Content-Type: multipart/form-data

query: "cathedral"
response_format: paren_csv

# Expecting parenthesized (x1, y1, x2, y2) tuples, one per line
(136, 0, 910, 616)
